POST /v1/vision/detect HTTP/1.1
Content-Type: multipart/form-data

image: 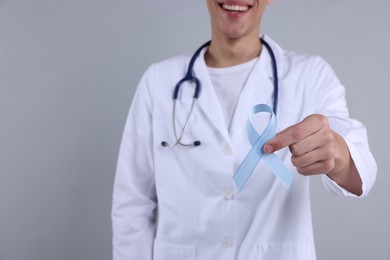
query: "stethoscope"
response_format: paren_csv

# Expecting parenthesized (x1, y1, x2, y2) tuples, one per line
(161, 37, 279, 148)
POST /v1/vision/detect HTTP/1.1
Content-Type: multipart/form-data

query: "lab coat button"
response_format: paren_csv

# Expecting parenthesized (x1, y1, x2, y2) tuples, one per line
(222, 238, 233, 248)
(223, 190, 234, 200)
(223, 146, 232, 156)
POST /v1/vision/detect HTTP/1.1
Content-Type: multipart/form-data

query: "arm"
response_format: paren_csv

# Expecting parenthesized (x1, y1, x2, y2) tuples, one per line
(264, 114, 363, 195)
(265, 56, 376, 197)
(112, 67, 157, 260)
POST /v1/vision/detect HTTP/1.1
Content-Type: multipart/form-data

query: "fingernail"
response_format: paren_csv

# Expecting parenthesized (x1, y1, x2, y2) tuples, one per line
(264, 144, 273, 153)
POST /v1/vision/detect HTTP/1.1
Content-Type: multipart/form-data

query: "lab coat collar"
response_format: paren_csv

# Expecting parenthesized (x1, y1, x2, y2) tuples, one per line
(261, 34, 287, 79)
(193, 48, 231, 142)
(192, 35, 286, 141)
(229, 37, 275, 136)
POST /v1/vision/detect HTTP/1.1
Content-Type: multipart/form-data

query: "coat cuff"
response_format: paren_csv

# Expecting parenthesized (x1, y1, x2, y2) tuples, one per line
(321, 138, 376, 198)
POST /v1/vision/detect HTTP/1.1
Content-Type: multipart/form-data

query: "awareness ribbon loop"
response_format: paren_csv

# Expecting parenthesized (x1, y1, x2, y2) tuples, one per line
(232, 104, 293, 190)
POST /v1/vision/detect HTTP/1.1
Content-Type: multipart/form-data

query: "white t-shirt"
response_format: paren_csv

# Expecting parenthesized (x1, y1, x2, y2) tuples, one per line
(207, 57, 258, 133)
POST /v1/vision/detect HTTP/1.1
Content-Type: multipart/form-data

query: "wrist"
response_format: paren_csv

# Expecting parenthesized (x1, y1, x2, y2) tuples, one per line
(326, 132, 363, 196)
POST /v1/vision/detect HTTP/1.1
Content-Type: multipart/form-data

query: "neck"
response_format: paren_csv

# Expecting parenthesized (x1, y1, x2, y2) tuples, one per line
(205, 35, 262, 68)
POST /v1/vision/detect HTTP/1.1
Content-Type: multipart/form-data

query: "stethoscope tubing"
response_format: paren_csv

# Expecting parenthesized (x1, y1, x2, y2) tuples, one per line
(173, 41, 211, 100)
(162, 37, 278, 148)
(261, 38, 279, 115)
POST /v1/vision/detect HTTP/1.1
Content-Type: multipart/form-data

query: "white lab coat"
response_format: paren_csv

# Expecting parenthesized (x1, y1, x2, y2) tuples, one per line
(112, 36, 376, 260)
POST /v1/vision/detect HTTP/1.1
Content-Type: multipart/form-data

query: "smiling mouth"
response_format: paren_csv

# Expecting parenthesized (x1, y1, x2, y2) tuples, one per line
(218, 3, 252, 12)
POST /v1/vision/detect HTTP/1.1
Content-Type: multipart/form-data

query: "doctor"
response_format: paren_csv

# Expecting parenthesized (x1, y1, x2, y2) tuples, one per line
(112, 0, 377, 259)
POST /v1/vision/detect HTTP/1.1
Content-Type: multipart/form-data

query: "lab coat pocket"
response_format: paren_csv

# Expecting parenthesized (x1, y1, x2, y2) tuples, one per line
(257, 242, 311, 260)
(153, 241, 196, 260)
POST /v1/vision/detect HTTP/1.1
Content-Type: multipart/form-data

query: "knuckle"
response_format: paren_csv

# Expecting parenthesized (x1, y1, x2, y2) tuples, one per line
(323, 132, 334, 143)
(297, 168, 309, 176)
(323, 147, 335, 159)
(309, 114, 329, 127)
(324, 146, 336, 160)
(322, 160, 335, 173)
(289, 144, 299, 155)
(291, 156, 300, 167)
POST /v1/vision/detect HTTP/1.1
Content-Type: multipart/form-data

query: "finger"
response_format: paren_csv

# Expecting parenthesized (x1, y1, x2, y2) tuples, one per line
(291, 145, 335, 169)
(289, 127, 334, 156)
(295, 159, 335, 176)
(264, 115, 325, 153)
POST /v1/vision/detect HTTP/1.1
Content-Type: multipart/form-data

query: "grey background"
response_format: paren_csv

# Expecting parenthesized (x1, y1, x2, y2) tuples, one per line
(0, 0, 389, 259)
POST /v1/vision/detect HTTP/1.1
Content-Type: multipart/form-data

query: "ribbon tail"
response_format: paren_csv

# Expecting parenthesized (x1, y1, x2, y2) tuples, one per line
(233, 137, 266, 190)
(263, 153, 293, 189)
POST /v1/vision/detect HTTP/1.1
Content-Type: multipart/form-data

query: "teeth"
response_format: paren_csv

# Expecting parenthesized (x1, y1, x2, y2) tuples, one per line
(222, 4, 249, 12)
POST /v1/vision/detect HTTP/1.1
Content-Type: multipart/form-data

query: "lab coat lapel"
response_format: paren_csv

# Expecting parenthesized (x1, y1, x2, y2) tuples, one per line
(193, 51, 230, 142)
(229, 44, 276, 137)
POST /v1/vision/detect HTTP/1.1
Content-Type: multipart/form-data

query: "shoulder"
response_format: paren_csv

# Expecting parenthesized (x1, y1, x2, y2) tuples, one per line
(136, 53, 191, 92)
(282, 49, 331, 76)
(146, 54, 191, 75)
(135, 53, 193, 101)
(263, 35, 332, 76)
(280, 48, 340, 92)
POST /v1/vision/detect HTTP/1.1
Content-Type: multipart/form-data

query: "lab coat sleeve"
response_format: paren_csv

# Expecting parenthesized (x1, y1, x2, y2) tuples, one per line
(112, 65, 157, 260)
(308, 56, 377, 197)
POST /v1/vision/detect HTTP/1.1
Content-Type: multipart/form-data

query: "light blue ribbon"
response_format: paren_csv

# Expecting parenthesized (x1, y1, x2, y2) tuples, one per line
(233, 104, 293, 190)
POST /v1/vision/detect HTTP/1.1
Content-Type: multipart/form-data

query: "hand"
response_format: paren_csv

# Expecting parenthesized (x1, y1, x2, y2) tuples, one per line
(264, 114, 341, 175)
(264, 114, 362, 195)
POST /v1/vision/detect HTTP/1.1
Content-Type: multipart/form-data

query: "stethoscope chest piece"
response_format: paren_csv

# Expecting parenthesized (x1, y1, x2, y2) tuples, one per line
(161, 96, 201, 148)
